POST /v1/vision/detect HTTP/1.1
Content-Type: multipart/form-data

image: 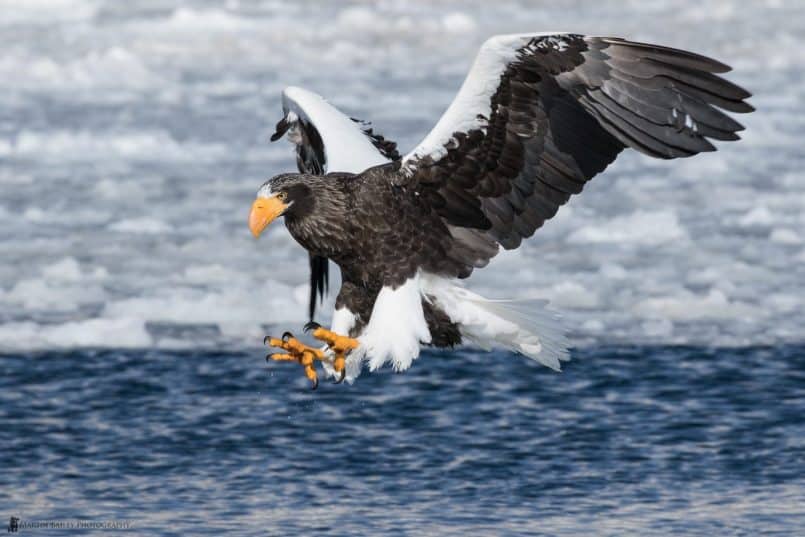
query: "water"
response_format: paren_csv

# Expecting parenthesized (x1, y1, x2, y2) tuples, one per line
(2, 345, 803, 535)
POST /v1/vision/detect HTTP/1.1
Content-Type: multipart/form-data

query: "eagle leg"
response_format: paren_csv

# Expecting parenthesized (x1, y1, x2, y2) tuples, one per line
(304, 322, 359, 383)
(313, 327, 359, 383)
(264, 333, 327, 390)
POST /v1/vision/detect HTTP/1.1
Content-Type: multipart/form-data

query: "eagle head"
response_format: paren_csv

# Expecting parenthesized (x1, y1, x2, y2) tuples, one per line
(248, 173, 316, 238)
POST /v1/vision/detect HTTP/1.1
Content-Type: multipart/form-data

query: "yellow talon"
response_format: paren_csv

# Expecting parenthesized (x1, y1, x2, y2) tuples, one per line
(310, 327, 359, 380)
(265, 333, 326, 389)
(264, 327, 359, 387)
(269, 352, 298, 362)
(334, 355, 346, 374)
(311, 327, 359, 353)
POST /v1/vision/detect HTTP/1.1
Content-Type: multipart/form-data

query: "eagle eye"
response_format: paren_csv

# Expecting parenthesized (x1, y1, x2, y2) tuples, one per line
(277, 191, 288, 202)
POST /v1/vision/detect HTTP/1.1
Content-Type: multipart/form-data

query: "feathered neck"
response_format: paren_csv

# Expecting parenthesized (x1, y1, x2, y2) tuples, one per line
(284, 175, 352, 259)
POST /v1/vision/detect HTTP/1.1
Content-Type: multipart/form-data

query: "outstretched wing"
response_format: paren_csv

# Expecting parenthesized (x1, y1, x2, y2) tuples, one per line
(402, 33, 752, 275)
(270, 86, 400, 319)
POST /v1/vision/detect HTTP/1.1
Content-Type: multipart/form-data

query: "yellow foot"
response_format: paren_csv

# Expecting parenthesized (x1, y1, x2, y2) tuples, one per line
(264, 331, 325, 389)
(304, 322, 360, 384)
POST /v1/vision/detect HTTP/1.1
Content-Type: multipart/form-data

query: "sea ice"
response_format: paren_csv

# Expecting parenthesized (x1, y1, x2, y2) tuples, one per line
(0, 0, 802, 351)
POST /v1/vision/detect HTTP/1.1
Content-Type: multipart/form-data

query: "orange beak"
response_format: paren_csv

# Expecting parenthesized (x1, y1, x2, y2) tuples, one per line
(248, 195, 289, 238)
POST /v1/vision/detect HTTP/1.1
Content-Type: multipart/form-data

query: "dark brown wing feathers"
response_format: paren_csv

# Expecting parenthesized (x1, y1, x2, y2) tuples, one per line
(407, 34, 752, 274)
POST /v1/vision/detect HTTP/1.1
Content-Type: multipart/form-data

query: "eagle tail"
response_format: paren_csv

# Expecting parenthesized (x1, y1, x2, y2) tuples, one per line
(421, 274, 570, 370)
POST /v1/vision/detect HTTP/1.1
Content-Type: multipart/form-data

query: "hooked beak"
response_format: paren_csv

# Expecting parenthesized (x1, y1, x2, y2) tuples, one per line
(249, 195, 289, 238)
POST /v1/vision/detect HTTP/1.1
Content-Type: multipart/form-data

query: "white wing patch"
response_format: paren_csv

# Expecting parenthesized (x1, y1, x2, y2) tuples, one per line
(281, 86, 390, 173)
(403, 33, 570, 165)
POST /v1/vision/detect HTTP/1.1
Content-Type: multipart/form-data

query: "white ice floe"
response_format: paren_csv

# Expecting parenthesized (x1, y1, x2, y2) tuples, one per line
(4, 278, 104, 312)
(163, 8, 253, 32)
(442, 13, 477, 34)
(534, 282, 601, 311)
(0, 48, 159, 92)
(769, 228, 801, 245)
(738, 206, 775, 228)
(5, 130, 226, 162)
(567, 210, 688, 246)
(0, 318, 151, 350)
(41, 257, 107, 281)
(633, 289, 753, 322)
(0, 0, 97, 24)
(109, 218, 171, 234)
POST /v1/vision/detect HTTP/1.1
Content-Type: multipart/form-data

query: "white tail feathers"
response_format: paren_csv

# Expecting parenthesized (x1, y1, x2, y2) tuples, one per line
(420, 274, 570, 370)
(335, 273, 570, 382)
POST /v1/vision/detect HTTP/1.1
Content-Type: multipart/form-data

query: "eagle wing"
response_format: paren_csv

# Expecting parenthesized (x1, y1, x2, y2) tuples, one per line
(400, 33, 752, 276)
(270, 86, 400, 319)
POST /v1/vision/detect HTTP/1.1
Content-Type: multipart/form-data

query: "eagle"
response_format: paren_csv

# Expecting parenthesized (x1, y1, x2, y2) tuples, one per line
(248, 33, 752, 388)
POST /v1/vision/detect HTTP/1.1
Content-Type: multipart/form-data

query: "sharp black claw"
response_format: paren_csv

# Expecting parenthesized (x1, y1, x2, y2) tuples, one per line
(281, 331, 293, 342)
(304, 321, 321, 333)
(265, 353, 272, 362)
(310, 378, 319, 390)
(333, 370, 346, 384)
(263, 335, 271, 346)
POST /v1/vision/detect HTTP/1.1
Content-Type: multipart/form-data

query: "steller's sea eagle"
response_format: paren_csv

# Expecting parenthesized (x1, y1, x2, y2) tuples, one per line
(248, 33, 752, 388)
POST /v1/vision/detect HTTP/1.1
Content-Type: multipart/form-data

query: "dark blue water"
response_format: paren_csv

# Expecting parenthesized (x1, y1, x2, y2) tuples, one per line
(2, 345, 803, 536)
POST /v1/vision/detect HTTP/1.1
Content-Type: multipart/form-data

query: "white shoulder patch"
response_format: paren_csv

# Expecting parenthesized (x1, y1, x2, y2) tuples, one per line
(403, 32, 569, 165)
(281, 86, 390, 173)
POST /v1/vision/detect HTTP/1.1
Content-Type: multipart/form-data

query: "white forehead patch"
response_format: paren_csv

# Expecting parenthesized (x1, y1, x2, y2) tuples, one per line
(256, 183, 274, 198)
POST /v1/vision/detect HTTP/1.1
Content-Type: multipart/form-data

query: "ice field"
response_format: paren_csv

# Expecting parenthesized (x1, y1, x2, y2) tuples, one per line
(0, 0, 803, 350)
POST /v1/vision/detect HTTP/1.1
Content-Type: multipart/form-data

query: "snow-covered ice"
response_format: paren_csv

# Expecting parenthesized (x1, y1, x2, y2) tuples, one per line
(0, 0, 803, 350)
